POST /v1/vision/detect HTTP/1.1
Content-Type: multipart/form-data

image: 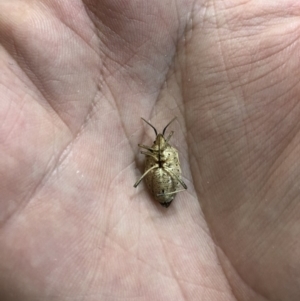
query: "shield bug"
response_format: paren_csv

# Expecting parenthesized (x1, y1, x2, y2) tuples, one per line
(134, 117, 187, 208)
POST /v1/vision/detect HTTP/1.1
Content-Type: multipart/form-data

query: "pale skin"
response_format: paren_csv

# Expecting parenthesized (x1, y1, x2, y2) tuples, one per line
(0, 1, 300, 300)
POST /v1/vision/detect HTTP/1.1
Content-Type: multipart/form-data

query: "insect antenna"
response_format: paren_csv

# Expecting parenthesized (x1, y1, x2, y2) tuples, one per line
(162, 117, 177, 136)
(141, 118, 158, 136)
(159, 128, 161, 163)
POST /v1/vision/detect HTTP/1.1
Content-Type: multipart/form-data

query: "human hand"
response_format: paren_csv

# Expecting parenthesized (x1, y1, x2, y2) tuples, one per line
(0, 1, 299, 300)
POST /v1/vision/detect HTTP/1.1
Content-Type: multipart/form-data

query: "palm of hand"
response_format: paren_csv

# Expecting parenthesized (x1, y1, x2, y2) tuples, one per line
(1, 1, 300, 301)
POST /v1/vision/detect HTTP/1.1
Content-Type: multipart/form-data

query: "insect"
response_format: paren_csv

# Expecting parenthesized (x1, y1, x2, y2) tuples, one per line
(134, 117, 187, 208)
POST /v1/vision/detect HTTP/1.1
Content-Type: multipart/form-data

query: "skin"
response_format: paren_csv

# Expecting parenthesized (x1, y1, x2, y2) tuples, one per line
(0, 0, 300, 300)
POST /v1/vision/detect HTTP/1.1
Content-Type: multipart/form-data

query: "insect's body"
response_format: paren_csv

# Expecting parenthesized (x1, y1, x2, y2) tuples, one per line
(134, 118, 187, 208)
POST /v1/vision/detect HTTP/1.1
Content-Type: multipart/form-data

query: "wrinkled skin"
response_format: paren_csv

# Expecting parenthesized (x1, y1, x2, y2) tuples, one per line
(0, 1, 300, 300)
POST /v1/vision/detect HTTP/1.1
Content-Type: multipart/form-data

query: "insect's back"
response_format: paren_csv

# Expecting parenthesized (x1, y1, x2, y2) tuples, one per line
(144, 145, 182, 207)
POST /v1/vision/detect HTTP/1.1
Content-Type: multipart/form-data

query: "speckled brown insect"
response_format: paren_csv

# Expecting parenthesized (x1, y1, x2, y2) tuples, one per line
(134, 117, 187, 208)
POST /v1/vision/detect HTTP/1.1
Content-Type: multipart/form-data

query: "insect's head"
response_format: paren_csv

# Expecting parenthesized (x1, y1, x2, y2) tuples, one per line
(155, 133, 167, 146)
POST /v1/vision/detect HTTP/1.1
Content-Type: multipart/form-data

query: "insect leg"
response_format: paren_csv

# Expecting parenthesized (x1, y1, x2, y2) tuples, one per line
(138, 144, 158, 152)
(164, 167, 187, 189)
(157, 188, 187, 196)
(133, 164, 158, 188)
(165, 131, 174, 142)
(141, 151, 157, 160)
